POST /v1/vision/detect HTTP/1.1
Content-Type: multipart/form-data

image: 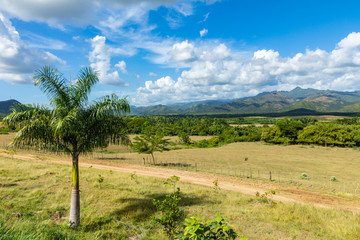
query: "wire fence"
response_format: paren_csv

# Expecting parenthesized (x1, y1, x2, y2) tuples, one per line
(1, 142, 360, 197)
(87, 152, 360, 197)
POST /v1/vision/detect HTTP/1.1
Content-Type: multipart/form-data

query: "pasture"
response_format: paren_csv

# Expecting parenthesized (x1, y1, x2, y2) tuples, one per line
(1, 155, 360, 239)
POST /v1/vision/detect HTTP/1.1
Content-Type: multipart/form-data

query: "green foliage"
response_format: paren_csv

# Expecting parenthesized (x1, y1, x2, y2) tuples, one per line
(3, 66, 130, 154)
(262, 119, 304, 144)
(96, 174, 104, 189)
(165, 175, 181, 193)
(255, 190, 276, 205)
(300, 172, 309, 179)
(152, 191, 184, 239)
(298, 123, 360, 147)
(130, 172, 139, 184)
(131, 129, 170, 164)
(181, 215, 242, 240)
(178, 132, 192, 145)
(213, 179, 220, 192)
(330, 176, 338, 182)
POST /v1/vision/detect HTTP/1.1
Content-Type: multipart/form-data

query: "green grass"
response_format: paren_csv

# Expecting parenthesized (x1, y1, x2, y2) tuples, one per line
(1, 156, 360, 239)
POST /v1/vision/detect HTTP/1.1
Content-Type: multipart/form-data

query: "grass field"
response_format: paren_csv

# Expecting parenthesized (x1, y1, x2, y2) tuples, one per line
(86, 142, 360, 195)
(1, 156, 360, 239)
(2, 132, 360, 195)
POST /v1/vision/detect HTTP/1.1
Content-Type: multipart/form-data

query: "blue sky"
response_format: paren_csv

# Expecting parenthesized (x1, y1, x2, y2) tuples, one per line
(1, 0, 360, 106)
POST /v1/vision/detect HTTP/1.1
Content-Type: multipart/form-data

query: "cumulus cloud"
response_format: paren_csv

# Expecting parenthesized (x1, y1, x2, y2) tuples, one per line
(88, 35, 127, 86)
(133, 32, 360, 105)
(170, 40, 195, 62)
(0, 14, 64, 84)
(200, 28, 208, 37)
(115, 60, 127, 74)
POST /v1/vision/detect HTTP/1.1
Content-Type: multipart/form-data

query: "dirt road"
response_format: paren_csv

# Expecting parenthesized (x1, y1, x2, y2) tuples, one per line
(1, 152, 360, 213)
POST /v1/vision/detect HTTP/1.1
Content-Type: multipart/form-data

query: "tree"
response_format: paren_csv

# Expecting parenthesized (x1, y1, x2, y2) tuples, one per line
(3, 66, 130, 227)
(131, 129, 170, 165)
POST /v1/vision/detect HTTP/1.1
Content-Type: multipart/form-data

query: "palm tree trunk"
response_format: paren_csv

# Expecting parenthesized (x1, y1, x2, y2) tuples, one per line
(69, 151, 80, 227)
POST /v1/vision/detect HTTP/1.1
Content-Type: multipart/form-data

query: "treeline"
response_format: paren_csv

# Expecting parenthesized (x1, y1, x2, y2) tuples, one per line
(124, 116, 360, 148)
(262, 117, 360, 147)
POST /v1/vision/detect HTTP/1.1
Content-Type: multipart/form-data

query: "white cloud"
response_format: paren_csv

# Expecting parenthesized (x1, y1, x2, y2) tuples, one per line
(0, 0, 217, 30)
(149, 72, 158, 76)
(0, 14, 64, 84)
(200, 28, 208, 37)
(132, 32, 360, 105)
(88, 35, 127, 86)
(115, 60, 127, 74)
(170, 40, 195, 62)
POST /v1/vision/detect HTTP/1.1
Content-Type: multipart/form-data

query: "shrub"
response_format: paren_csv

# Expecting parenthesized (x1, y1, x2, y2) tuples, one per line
(153, 192, 184, 239)
(300, 172, 309, 179)
(330, 176, 337, 182)
(181, 215, 245, 240)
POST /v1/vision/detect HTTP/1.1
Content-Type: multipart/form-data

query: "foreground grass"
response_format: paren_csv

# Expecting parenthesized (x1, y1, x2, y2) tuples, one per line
(1, 156, 360, 239)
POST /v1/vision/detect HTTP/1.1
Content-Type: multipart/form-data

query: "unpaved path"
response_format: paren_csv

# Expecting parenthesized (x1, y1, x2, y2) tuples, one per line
(1, 152, 360, 213)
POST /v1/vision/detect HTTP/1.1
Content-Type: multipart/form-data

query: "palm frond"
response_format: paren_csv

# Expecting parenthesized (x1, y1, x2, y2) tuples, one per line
(3, 104, 51, 126)
(33, 66, 70, 107)
(90, 94, 130, 118)
(73, 67, 99, 105)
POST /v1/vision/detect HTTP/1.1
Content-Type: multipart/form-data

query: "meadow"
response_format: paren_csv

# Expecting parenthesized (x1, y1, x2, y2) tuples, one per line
(1, 155, 360, 239)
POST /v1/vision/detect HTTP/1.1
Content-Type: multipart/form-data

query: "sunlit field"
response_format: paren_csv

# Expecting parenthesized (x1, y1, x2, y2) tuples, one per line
(1, 156, 360, 239)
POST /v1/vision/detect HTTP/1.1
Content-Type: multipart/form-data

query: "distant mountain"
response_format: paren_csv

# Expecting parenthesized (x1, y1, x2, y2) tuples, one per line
(131, 87, 360, 115)
(0, 99, 20, 117)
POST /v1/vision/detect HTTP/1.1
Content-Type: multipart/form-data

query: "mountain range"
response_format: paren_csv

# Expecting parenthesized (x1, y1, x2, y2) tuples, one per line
(2, 87, 360, 117)
(131, 87, 360, 116)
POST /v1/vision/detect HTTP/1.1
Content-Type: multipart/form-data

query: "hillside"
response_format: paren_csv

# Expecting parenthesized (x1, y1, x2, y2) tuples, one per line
(131, 87, 360, 115)
(0, 99, 20, 117)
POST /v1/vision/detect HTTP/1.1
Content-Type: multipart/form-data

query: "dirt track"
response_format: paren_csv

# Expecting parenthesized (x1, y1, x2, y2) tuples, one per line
(1, 152, 360, 213)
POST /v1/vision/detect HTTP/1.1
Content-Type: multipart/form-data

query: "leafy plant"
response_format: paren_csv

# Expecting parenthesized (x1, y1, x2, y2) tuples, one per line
(97, 174, 104, 189)
(256, 190, 276, 205)
(330, 176, 337, 182)
(165, 175, 180, 193)
(130, 172, 139, 184)
(181, 215, 244, 240)
(213, 179, 220, 192)
(153, 193, 184, 239)
(131, 129, 170, 165)
(300, 172, 309, 180)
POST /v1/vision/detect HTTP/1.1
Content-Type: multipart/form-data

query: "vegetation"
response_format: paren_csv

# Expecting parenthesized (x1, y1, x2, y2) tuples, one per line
(2, 66, 130, 227)
(2, 156, 360, 239)
(131, 129, 170, 164)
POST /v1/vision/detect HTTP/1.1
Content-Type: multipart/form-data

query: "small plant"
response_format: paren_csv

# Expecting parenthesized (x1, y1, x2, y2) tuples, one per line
(181, 215, 244, 240)
(213, 179, 220, 192)
(300, 172, 309, 180)
(330, 176, 337, 182)
(165, 175, 180, 193)
(130, 172, 139, 184)
(153, 193, 184, 239)
(256, 190, 276, 205)
(97, 174, 104, 189)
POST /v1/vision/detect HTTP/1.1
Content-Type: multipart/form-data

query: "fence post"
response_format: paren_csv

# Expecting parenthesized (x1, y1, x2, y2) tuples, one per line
(195, 162, 197, 172)
(269, 171, 272, 181)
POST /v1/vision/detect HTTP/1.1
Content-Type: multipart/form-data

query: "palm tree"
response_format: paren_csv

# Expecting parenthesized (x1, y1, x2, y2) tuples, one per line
(3, 66, 130, 227)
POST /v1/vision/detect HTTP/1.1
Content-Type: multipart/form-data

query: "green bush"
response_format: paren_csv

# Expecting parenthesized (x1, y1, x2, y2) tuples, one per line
(330, 176, 337, 182)
(180, 215, 245, 240)
(300, 172, 309, 179)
